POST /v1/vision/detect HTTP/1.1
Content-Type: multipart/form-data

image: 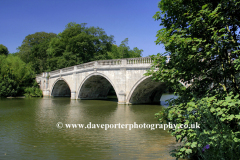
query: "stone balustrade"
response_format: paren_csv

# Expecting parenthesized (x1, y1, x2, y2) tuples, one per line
(62, 66, 74, 72)
(36, 57, 170, 78)
(76, 61, 95, 69)
(127, 57, 152, 64)
(49, 69, 60, 76)
(97, 59, 122, 65)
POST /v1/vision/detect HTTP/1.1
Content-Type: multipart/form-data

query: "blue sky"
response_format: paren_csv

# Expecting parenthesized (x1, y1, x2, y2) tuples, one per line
(1, 0, 165, 57)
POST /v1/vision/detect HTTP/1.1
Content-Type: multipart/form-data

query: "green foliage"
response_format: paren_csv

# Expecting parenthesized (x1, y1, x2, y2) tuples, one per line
(17, 32, 57, 74)
(24, 81, 43, 97)
(0, 44, 9, 56)
(157, 94, 240, 159)
(16, 22, 143, 74)
(46, 22, 114, 70)
(107, 38, 143, 59)
(47, 22, 143, 70)
(0, 55, 42, 97)
(148, 0, 240, 159)
(0, 75, 19, 97)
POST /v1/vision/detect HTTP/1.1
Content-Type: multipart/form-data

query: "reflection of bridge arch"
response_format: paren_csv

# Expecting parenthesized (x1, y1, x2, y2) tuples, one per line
(76, 72, 119, 101)
(51, 78, 71, 97)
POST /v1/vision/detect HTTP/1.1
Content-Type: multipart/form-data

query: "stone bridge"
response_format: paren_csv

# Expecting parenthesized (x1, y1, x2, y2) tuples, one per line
(36, 57, 184, 104)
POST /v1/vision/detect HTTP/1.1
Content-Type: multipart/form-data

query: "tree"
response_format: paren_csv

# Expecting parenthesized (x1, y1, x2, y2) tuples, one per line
(46, 22, 114, 70)
(146, 0, 240, 159)
(17, 32, 57, 74)
(107, 38, 143, 59)
(47, 22, 143, 70)
(0, 44, 9, 55)
(0, 55, 41, 97)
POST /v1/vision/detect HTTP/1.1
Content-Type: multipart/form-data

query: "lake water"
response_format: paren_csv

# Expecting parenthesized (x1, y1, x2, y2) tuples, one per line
(0, 94, 184, 160)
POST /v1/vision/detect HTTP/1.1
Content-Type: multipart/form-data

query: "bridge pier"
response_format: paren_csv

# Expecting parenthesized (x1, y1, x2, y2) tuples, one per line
(118, 91, 126, 104)
(71, 70, 77, 99)
(42, 90, 50, 97)
(71, 91, 76, 99)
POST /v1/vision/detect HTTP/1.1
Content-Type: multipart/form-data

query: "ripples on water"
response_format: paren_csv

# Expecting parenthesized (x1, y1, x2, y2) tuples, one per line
(0, 94, 185, 160)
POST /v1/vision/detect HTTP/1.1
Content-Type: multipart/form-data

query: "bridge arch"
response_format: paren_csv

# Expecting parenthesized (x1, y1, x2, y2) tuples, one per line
(127, 76, 166, 104)
(76, 72, 119, 101)
(51, 78, 71, 97)
(127, 76, 189, 104)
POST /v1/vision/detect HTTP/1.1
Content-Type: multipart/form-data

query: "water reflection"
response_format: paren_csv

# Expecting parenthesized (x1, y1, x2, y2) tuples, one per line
(0, 95, 184, 160)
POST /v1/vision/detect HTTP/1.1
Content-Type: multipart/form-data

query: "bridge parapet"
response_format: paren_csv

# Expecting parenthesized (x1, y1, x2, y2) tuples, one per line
(127, 57, 152, 64)
(49, 70, 60, 76)
(36, 56, 171, 79)
(97, 59, 122, 65)
(76, 61, 95, 69)
(36, 72, 49, 78)
(62, 66, 74, 72)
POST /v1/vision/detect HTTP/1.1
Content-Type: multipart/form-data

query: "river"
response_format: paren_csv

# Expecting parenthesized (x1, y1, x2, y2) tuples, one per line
(0, 94, 184, 160)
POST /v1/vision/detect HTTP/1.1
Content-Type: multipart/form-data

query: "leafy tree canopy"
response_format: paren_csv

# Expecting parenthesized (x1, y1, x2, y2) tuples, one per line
(47, 22, 143, 70)
(0, 55, 41, 97)
(16, 22, 143, 73)
(147, 0, 240, 159)
(17, 32, 57, 74)
(107, 38, 143, 59)
(0, 44, 9, 56)
(150, 0, 240, 98)
(46, 22, 114, 70)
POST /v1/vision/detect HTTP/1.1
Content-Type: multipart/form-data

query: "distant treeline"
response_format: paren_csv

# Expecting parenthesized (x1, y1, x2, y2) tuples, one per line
(0, 22, 143, 97)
